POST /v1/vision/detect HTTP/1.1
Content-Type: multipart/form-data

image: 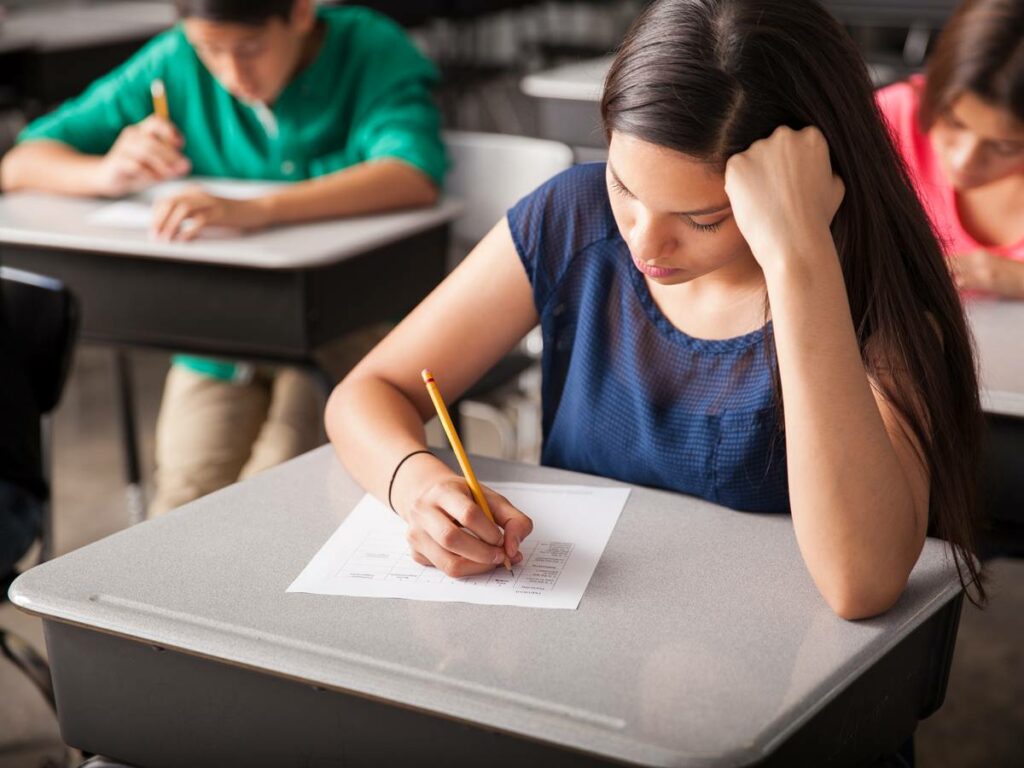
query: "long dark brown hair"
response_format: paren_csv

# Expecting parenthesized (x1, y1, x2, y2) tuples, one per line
(601, 0, 986, 603)
(921, 0, 1024, 129)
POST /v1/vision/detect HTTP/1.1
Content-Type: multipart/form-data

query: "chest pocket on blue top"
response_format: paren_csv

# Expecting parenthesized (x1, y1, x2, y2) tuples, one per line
(713, 406, 789, 512)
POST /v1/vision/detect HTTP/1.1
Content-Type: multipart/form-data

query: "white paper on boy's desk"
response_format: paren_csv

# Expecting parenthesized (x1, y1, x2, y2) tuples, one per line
(87, 179, 282, 229)
(287, 483, 630, 609)
(88, 201, 155, 229)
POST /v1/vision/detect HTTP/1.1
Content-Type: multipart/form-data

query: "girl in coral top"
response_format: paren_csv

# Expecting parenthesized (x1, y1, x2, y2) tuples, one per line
(876, 0, 1024, 297)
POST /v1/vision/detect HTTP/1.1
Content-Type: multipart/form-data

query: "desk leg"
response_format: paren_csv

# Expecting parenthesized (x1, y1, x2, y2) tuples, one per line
(113, 350, 145, 525)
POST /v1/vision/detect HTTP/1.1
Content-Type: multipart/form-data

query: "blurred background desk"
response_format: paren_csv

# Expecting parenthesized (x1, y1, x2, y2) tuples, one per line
(968, 299, 1024, 558)
(0, 188, 461, 522)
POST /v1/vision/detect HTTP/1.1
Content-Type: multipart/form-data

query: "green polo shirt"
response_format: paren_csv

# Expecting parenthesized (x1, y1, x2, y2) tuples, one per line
(19, 5, 446, 381)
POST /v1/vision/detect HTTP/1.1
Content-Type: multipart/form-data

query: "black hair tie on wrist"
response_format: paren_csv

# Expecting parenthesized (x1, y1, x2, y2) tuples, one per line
(388, 449, 434, 513)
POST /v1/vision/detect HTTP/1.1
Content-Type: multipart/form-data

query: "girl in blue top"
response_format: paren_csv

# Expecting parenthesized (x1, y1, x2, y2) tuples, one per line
(327, 0, 985, 621)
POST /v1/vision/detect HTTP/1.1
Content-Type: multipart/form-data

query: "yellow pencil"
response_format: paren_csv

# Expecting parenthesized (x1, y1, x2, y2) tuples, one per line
(150, 79, 170, 121)
(421, 369, 512, 572)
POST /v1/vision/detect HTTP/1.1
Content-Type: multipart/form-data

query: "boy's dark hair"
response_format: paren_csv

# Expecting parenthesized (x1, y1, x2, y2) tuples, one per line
(174, 0, 296, 25)
(921, 0, 1024, 129)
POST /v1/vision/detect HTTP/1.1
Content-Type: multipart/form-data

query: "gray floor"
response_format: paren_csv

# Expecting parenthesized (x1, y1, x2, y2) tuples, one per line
(1, 346, 1022, 767)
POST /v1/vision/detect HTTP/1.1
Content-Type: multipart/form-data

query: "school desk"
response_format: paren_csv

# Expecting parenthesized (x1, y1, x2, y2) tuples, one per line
(521, 56, 611, 152)
(822, 1, 957, 27)
(11, 446, 963, 767)
(0, 186, 462, 521)
(967, 298, 1024, 556)
(969, 298, 1024, 419)
(521, 53, 915, 154)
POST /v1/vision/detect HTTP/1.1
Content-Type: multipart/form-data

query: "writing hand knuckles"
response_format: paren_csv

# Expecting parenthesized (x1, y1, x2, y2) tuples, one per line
(453, 497, 479, 523)
(411, 551, 430, 566)
(437, 526, 463, 551)
(460, 506, 485, 531)
(439, 559, 465, 578)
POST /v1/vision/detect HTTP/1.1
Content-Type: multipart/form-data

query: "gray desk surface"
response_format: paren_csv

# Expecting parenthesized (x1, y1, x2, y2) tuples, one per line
(520, 56, 896, 104)
(521, 56, 613, 102)
(968, 298, 1024, 418)
(0, 2, 174, 54)
(0, 188, 464, 270)
(11, 446, 962, 767)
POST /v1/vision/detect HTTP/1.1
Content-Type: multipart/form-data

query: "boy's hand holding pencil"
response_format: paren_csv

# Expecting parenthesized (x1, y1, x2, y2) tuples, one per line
(95, 79, 190, 197)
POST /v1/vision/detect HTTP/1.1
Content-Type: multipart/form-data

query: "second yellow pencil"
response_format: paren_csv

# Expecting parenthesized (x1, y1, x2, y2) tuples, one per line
(150, 79, 170, 121)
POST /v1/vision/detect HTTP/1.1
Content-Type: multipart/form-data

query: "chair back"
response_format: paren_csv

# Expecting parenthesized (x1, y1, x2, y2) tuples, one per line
(1, 267, 79, 415)
(443, 130, 574, 252)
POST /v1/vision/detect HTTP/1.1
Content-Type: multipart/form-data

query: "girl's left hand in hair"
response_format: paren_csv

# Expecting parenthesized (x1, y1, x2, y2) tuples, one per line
(724, 125, 845, 275)
(151, 188, 267, 241)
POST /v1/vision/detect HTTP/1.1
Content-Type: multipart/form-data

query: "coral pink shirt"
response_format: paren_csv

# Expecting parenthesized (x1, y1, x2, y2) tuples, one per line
(876, 75, 1024, 261)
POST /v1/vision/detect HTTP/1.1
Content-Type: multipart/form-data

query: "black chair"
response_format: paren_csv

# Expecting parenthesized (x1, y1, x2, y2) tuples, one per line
(0, 266, 78, 718)
(1, 265, 79, 562)
(980, 413, 1024, 560)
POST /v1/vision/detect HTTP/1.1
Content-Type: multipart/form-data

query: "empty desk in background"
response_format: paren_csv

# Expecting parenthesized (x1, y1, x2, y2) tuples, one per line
(12, 447, 964, 767)
(821, 1, 957, 27)
(521, 55, 612, 154)
(521, 54, 904, 157)
(0, 187, 462, 519)
(970, 298, 1024, 419)
(967, 298, 1024, 556)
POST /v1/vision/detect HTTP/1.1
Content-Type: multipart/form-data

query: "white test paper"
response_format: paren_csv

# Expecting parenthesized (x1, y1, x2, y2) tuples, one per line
(88, 201, 156, 229)
(287, 483, 630, 609)
(87, 179, 283, 229)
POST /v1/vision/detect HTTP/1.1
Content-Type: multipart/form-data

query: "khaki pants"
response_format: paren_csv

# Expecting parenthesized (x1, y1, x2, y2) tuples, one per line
(149, 325, 388, 517)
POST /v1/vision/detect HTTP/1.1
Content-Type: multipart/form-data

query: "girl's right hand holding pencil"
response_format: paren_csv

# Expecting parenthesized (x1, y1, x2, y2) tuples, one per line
(392, 458, 533, 578)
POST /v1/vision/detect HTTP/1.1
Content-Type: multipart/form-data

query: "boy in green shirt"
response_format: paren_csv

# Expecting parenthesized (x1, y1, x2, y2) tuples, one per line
(0, 0, 447, 515)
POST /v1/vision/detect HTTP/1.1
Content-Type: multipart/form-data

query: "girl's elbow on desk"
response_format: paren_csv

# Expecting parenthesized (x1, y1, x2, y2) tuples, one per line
(811, 551, 913, 620)
(800, 507, 921, 620)
(819, 578, 907, 621)
(807, 523, 920, 620)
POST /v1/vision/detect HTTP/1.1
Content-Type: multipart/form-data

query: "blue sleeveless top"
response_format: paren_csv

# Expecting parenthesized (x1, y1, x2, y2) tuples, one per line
(507, 163, 789, 513)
